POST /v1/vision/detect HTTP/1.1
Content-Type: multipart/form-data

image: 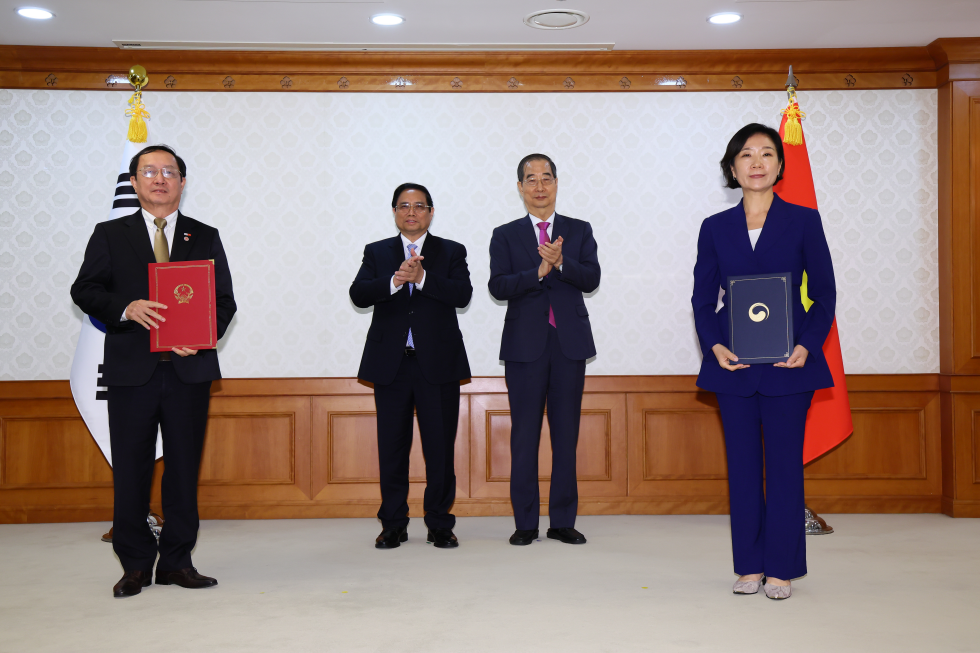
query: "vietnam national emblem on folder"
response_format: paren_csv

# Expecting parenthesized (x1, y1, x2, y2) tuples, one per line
(727, 272, 794, 365)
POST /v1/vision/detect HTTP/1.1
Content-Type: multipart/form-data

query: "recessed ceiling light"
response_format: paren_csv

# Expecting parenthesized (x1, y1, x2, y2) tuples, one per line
(708, 12, 742, 25)
(524, 10, 589, 30)
(16, 7, 54, 19)
(371, 14, 404, 26)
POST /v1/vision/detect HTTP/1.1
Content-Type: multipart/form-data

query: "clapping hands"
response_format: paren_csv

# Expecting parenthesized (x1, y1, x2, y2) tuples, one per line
(394, 254, 425, 287)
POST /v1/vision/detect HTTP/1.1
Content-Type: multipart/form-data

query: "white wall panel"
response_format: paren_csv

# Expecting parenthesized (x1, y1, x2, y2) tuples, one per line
(0, 88, 938, 379)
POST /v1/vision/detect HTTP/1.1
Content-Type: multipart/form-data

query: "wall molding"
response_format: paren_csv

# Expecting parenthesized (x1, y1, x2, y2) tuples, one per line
(2, 40, 979, 92)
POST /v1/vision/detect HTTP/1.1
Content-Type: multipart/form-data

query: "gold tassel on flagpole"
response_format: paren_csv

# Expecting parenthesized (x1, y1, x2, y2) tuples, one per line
(781, 66, 805, 146)
(125, 65, 149, 144)
(781, 100, 805, 146)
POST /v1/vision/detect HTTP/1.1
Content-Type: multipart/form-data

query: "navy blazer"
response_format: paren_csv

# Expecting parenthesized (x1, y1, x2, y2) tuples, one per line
(71, 210, 237, 386)
(350, 234, 472, 386)
(489, 213, 600, 362)
(692, 194, 836, 397)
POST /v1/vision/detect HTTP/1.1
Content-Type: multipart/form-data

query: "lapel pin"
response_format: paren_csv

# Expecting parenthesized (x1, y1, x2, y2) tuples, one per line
(184, 233, 191, 241)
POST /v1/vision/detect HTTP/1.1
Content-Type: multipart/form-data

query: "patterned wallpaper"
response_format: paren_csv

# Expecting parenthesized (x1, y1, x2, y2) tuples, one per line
(0, 88, 938, 380)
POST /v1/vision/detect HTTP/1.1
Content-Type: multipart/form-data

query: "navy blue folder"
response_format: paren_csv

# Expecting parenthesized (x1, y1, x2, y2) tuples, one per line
(727, 272, 794, 365)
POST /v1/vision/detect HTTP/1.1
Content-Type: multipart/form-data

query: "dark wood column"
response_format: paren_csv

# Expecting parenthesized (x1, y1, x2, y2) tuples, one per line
(932, 38, 980, 517)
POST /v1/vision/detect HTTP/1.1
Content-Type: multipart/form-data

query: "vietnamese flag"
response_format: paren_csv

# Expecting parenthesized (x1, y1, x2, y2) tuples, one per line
(774, 94, 854, 464)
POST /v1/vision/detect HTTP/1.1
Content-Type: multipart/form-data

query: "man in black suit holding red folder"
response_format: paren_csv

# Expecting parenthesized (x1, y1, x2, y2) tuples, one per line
(71, 144, 236, 597)
(350, 183, 472, 550)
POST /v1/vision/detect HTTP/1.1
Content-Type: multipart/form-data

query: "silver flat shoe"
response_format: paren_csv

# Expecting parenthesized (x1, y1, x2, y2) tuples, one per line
(763, 582, 792, 600)
(732, 575, 765, 595)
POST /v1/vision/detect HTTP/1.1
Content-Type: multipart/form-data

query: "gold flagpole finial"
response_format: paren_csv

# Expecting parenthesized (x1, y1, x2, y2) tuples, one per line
(125, 65, 150, 143)
(781, 64, 804, 146)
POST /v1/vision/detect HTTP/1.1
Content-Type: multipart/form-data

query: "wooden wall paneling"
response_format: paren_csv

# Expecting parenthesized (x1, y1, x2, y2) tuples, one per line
(625, 391, 730, 514)
(803, 391, 942, 512)
(308, 394, 469, 504)
(469, 393, 627, 503)
(0, 375, 958, 521)
(945, 393, 980, 516)
(941, 81, 980, 375)
(195, 396, 312, 511)
(0, 397, 165, 522)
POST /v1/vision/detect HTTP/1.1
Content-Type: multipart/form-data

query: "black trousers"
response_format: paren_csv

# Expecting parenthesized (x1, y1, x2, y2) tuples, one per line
(373, 354, 459, 530)
(505, 326, 586, 531)
(107, 361, 211, 573)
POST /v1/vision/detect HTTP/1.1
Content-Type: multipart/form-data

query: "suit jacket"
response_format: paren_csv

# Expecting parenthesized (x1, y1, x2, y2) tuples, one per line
(489, 213, 600, 362)
(350, 234, 472, 386)
(71, 209, 237, 386)
(692, 194, 836, 397)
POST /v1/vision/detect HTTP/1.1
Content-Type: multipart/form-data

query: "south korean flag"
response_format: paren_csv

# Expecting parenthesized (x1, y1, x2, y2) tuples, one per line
(69, 138, 163, 465)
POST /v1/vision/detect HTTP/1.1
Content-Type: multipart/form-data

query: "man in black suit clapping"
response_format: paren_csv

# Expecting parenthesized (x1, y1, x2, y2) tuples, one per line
(350, 183, 472, 550)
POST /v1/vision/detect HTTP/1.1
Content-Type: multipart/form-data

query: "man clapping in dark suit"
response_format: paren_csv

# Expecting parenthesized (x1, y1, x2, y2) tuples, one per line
(350, 183, 472, 550)
(71, 144, 236, 597)
(489, 154, 600, 546)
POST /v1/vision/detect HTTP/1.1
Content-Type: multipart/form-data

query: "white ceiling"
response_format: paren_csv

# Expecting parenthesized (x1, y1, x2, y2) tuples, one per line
(1, 0, 979, 51)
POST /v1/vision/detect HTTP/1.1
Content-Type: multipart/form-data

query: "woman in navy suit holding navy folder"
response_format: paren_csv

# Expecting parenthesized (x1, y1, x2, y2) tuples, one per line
(692, 123, 837, 600)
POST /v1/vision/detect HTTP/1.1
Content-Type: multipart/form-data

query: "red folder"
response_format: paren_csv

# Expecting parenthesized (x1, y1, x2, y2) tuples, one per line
(148, 261, 218, 352)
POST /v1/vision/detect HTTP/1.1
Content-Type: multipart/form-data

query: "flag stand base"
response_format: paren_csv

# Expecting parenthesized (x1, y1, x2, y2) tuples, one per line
(804, 505, 834, 535)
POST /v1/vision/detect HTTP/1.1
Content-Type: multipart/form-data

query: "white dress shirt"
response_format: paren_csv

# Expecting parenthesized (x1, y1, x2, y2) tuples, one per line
(531, 212, 562, 278)
(120, 209, 178, 322)
(389, 231, 428, 294)
(748, 227, 763, 250)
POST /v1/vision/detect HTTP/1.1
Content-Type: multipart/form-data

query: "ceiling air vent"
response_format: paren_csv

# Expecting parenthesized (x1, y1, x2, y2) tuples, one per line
(523, 10, 590, 30)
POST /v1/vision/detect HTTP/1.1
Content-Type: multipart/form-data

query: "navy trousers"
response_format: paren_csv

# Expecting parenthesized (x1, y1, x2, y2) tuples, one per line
(107, 361, 212, 573)
(715, 390, 814, 580)
(505, 327, 586, 531)
(373, 354, 459, 531)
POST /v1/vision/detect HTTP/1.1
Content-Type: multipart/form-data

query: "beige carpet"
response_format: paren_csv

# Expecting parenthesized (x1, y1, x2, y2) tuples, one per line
(0, 514, 977, 652)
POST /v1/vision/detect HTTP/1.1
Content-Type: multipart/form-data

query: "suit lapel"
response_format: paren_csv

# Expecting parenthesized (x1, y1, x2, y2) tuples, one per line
(168, 213, 195, 262)
(726, 201, 756, 262)
(518, 215, 540, 267)
(122, 209, 156, 265)
(389, 235, 406, 274)
(753, 194, 790, 258)
(421, 233, 441, 264)
(552, 213, 569, 245)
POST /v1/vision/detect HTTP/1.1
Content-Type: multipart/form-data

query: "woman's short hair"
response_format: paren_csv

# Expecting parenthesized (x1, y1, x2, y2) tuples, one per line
(720, 123, 784, 189)
(391, 183, 434, 209)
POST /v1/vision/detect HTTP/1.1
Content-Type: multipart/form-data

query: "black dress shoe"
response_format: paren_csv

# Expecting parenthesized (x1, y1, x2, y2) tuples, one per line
(547, 527, 587, 544)
(155, 567, 218, 589)
(509, 529, 539, 546)
(426, 528, 459, 548)
(113, 570, 151, 598)
(375, 526, 408, 549)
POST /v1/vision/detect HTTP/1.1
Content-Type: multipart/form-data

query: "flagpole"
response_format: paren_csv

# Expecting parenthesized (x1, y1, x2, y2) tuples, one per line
(782, 66, 836, 535)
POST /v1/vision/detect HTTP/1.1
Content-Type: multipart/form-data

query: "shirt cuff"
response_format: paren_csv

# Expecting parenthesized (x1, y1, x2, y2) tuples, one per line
(390, 276, 399, 295)
(120, 309, 128, 322)
(415, 270, 426, 289)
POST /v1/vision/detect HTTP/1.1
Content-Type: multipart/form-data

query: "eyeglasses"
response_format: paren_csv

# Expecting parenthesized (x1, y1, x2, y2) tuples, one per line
(521, 176, 555, 188)
(137, 167, 181, 179)
(395, 203, 431, 213)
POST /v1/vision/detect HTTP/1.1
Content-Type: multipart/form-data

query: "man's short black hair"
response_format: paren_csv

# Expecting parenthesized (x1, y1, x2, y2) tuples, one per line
(129, 144, 187, 179)
(391, 183, 433, 209)
(517, 153, 557, 182)
(720, 123, 784, 189)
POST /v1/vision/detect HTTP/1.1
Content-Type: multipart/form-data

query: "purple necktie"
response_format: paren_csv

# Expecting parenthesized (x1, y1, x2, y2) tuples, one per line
(536, 222, 556, 328)
(406, 243, 417, 348)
